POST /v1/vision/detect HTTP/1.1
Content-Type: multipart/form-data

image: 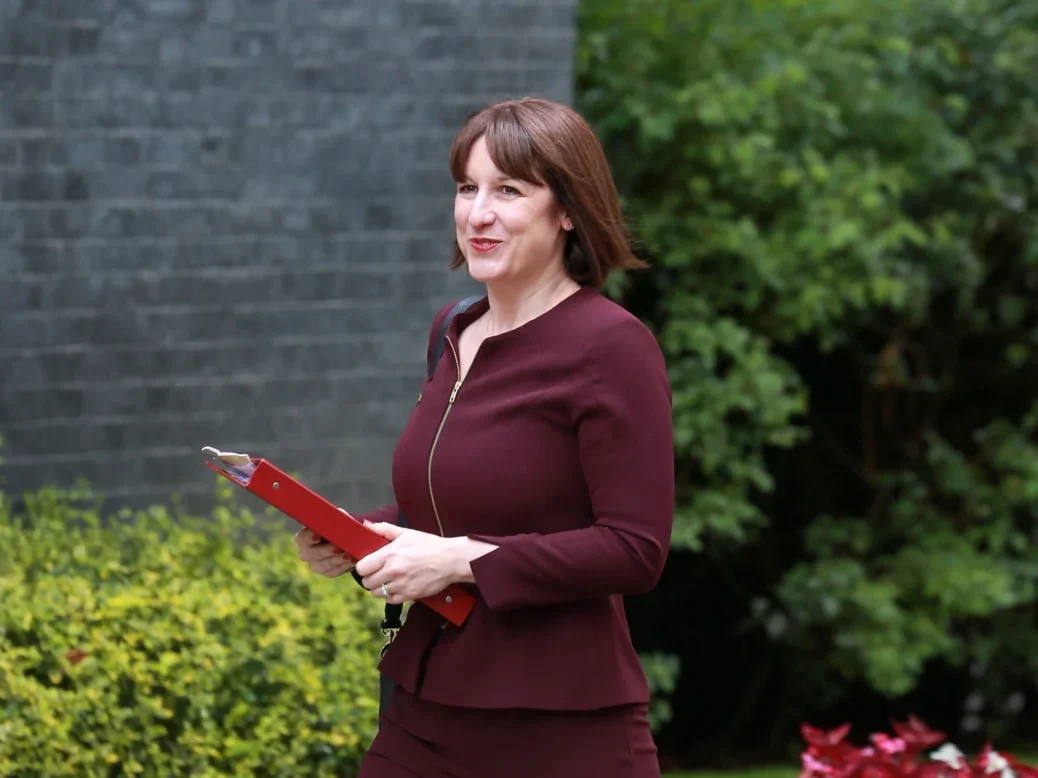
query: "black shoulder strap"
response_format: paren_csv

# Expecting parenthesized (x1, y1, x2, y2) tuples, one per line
(427, 296, 483, 379)
(381, 295, 481, 634)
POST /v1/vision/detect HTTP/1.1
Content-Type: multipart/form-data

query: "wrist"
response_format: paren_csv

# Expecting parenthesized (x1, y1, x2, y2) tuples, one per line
(445, 536, 497, 585)
(445, 536, 476, 585)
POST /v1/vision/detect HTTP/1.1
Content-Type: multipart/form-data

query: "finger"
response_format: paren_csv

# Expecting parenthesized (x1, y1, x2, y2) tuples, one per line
(312, 557, 354, 577)
(372, 584, 407, 605)
(366, 522, 406, 541)
(294, 528, 326, 547)
(320, 563, 352, 578)
(362, 568, 396, 593)
(302, 544, 343, 564)
(353, 549, 387, 579)
(313, 550, 355, 568)
(298, 538, 340, 560)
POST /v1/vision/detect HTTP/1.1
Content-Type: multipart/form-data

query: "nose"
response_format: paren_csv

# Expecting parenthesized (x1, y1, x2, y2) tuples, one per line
(467, 189, 495, 229)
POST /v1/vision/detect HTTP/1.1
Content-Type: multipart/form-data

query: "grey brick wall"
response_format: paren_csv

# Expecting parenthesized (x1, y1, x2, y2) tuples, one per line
(0, 0, 579, 512)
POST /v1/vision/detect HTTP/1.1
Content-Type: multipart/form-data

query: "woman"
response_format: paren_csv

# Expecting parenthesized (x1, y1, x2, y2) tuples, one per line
(294, 97, 674, 778)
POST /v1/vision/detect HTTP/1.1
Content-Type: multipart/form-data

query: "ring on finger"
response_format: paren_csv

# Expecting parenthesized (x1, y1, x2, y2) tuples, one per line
(380, 582, 390, 599)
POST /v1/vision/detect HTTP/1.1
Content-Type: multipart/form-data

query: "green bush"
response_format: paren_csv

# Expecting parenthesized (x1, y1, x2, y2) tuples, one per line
(579, 0, 1038, 737)
(0, 480, 384, 777)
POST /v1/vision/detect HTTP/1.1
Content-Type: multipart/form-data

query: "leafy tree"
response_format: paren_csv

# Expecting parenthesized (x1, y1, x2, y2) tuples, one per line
(578, 0, 1038, 742)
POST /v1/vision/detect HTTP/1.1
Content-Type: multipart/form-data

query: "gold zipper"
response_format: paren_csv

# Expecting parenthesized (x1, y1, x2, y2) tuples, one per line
(427, 336, 464, 537)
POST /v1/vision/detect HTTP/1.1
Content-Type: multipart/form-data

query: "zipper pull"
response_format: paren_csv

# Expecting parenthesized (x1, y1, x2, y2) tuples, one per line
(449, 381, 461, 403)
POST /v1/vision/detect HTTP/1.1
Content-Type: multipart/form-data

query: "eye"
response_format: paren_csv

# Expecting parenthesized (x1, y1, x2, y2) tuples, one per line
(457, 183, 477, 194)
(500, 185, 521, 196)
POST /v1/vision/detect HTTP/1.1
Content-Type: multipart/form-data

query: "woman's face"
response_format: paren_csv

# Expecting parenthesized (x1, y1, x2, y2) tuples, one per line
(454, 137, 570, 288)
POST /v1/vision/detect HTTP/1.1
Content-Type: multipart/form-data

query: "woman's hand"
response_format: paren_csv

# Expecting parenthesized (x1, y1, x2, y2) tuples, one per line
(354, 524, 497, 605)
(293, 528, 356, 578)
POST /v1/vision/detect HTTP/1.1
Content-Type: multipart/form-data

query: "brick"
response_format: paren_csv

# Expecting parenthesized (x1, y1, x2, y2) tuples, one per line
(315, 5, 368, 31)
(64, 136, 105, 166)
(105, 136, 142, 165)
(58, 62, 157, 96)
(232, 29, 277, 59)
(4, 172, 55, 200)
(96, 23, 164, 61)
(157, 92, 238, 129)
(404, 0, 460, 27)
(0, 97, 53, 129)
(0, 211, 19, 242)
(19, 137, 50, 166)
(15, 242, 66, 274)
(61, 172, 90, 200)
(68, 25, 101, 56)
(1, 386, 87, 420)
(14, 0, 104, 23)
(232, 0, 282, 25)
(206, 0, 234, 23)
(190, 26, 235, 59)
(147, 0, 206, 22)
(0, 61, 53, 93)
(0, 22, 54, 57)
(54, 96, 160, 130)
(0, 138, 19, 165)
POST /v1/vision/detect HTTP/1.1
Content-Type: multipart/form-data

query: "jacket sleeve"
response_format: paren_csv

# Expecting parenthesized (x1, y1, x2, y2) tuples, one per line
(351, 503, 400, 526)
(467, 317, 675, 611)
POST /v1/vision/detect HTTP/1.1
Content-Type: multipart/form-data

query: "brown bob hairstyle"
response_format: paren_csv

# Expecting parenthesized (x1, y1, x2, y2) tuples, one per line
(447, 97, 645, 289)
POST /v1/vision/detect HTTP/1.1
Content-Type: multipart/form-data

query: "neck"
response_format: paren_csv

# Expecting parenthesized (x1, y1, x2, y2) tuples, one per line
(484, 270, 581, 336)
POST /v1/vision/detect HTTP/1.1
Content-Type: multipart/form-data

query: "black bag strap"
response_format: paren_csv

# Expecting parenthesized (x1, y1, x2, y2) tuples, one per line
(428, 296, 483, 379)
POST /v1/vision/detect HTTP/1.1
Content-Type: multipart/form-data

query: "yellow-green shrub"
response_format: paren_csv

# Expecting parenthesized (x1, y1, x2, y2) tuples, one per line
(0, 481, 384, 777)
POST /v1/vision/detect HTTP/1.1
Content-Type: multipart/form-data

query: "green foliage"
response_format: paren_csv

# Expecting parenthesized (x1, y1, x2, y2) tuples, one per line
(578, 0, 1038, 720)
(0, 483, 384, 777)
(776, 413, 1038, 698)
(640, 651, 682, 731)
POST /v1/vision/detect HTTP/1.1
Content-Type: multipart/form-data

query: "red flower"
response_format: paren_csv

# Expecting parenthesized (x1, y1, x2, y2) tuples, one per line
(974, 744, 995, 773)
(891, 715, 946, 754)
(852, 753, 908, 778)
(803, 723, 857, 760)
(803, 723, 853, 747)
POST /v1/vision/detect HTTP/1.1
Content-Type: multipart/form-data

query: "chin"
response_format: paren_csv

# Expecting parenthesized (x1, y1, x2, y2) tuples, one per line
(464, 255, 510, 283)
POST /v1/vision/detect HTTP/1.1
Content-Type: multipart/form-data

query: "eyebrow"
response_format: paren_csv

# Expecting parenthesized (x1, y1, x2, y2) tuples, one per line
(460, 173, 518, 183)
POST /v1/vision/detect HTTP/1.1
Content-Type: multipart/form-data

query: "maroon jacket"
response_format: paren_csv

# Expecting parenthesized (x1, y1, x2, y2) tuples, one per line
(357, 286, 674, 711)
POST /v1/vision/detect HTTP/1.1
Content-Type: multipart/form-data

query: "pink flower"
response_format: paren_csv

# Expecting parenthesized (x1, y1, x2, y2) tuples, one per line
(872, 734, 907, 755)
(803, 753, 836, 776)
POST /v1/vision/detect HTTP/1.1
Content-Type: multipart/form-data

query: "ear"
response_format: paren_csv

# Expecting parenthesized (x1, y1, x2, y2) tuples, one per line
(560, 214, 574, 231)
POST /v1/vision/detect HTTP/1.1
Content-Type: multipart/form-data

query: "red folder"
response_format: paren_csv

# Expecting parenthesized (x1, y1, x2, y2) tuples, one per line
(203, 453, 475, 627)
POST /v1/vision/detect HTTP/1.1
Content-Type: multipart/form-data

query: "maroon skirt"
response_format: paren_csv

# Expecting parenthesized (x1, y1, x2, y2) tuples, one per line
(359, 686, 660, 778)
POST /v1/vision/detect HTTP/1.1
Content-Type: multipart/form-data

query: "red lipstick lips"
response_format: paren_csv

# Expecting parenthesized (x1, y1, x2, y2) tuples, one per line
(469, 238, 502, 252)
